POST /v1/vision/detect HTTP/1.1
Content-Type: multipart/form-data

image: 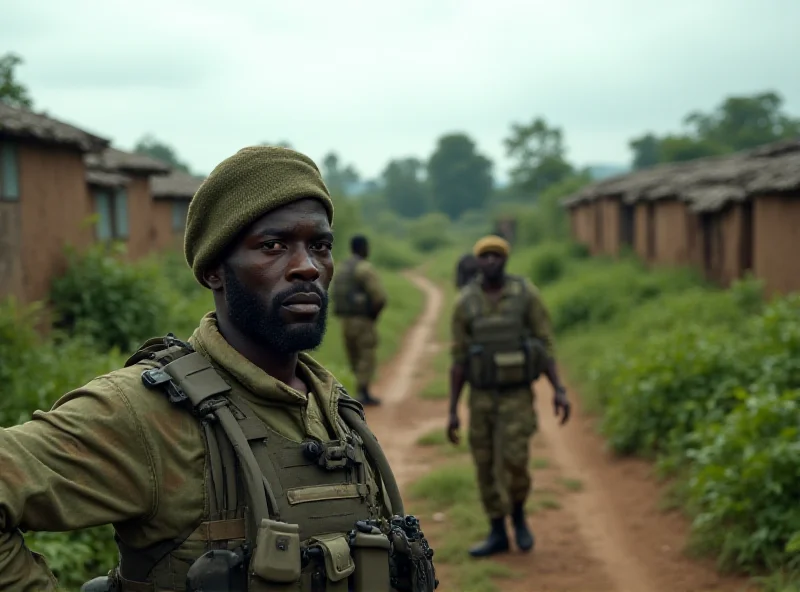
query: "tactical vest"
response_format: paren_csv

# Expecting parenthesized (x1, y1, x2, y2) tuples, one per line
(81, 335, 436, 592)
(332, 257, 372, 317)
(462, 275, 547, 390)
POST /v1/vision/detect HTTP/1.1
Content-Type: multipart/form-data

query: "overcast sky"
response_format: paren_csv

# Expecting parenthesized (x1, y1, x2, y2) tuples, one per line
(3, 0, 799, 182)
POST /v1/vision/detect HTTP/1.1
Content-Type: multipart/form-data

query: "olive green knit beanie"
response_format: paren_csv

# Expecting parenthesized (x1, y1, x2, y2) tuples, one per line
(184, 146, 334, 287)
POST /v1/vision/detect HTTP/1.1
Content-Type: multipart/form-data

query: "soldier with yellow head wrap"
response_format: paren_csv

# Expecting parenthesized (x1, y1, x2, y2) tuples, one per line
(447, 234, 570, 558)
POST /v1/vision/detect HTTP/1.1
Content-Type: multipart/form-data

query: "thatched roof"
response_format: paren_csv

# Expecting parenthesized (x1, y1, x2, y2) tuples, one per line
(0, 103, 109, 153)
(85, 147, 171, 176)
(151, 170, 205, 200)
(562, 137, 800, 212)
(86, 169, 130, 188)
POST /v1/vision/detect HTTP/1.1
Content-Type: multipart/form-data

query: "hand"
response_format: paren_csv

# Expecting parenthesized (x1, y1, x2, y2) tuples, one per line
(553, 387, 570, 425)
(447, 412, 460, 445)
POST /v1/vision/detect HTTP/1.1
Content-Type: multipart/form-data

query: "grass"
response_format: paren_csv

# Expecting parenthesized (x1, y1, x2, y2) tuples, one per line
(409, 462, 520, 591)
(419, 348, 451, 400)
(530, 457, 549, 469)
(417, 427, 469, 454)
(411, 424, 564, 591)
(561, 478, 584, 492)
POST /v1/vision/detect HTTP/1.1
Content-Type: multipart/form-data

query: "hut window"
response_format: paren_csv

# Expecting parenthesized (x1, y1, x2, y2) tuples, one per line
(172, 201, 189, 231)
(0, 141, 20, 201)
(94, 190, 114, 241)
(113, 188, 129, 239)
(93, 187, 129, 241)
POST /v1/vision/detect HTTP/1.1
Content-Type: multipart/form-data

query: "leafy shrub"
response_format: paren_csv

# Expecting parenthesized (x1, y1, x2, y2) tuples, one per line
(50, 243, 169, 352)
(542, 253, 800, 580)
(330, 195, 364, 261)
(686, 387, 800, 574)
(364, 236, 421, 270)
(0, 298, 125, 427)
(0, 297, 41, 387)
(599, 323, 746, 456)
(408, 212, 453, 253)
(540, 258, 704, 333)
(25, 526, 118, 591)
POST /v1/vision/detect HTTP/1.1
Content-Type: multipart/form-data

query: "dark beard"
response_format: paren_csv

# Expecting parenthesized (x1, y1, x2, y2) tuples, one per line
(223, 263, 328, 355)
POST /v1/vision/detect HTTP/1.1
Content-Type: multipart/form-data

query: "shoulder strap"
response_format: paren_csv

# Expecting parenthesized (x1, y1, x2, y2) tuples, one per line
(337, 387, 404, 518)
(137, 344, 278, 533)
(124, 333, 195, 368)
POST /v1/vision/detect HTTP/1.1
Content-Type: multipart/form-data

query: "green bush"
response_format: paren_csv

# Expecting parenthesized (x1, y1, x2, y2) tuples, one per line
(408, 212, 453, 253)
(539, 251, 800, 581)
(599, 323, 746, 456)
(686, 387, 800, 574)
(0, 297, 41, 387)
(25, 526, 118, 591)
(364, 236, 421, 270)
(50, 243, 169, 352)
(541, 258, 702, 333)
(0, 298, 125, 427)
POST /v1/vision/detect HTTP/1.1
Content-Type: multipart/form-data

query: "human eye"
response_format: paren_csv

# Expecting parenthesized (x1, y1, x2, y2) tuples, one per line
(260, 240, 286, 251)
(311, 240, 333, 252)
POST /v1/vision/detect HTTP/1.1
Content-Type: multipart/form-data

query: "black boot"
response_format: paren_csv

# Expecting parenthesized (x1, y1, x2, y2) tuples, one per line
(469, 517, 509, 557)
(358, 387, 381, 406)
(511, 502, 535, 552)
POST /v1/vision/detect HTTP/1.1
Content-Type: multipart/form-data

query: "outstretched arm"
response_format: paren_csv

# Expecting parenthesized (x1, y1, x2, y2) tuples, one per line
(0, 379, 156, 590)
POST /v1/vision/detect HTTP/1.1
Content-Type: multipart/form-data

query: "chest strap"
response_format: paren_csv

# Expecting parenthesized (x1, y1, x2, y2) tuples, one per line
(142, 351, 278, 529)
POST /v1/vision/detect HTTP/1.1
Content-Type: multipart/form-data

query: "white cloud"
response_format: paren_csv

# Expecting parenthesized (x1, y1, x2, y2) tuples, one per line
(3, 0, 799, 180)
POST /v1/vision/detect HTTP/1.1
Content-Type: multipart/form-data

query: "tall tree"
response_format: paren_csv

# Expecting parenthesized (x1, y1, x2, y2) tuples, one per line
(0, 52, 33, 109)
(134, 134, 191, 173)
(684, 91, 800, 152)
(321, 151, 360, 197)
(381, 157, 429, 218)
(629, 91, 800, 168)
(427, 133, 493, 219)
(629, 133, 661, 170)
(503, 117, 573, 196)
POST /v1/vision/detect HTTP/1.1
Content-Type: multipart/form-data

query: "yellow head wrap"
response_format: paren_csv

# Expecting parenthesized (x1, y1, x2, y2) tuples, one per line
(473, 235, 511, 258)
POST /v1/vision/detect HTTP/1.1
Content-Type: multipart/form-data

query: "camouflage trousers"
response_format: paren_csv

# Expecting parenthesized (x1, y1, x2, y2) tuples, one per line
(468, 386, 538, 519)
(341, 316, 378, 390)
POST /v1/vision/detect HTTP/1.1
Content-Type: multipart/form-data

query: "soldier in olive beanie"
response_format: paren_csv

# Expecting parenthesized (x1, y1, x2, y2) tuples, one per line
(184, 146, 335, 287)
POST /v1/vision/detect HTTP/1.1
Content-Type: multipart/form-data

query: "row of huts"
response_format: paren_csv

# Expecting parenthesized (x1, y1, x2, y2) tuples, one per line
(0, 103, 205, 305)
(561, 138, 800, 296)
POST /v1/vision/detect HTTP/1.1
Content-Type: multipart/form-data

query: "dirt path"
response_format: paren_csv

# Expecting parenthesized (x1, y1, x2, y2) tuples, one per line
(364, 271, 757, 592)
(362, 271, 447, 489)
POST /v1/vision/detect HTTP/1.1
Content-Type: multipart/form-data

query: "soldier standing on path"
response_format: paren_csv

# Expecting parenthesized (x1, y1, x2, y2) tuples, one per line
(332, 234, 387, 407)
(455, 253, 479, 289)
(0, 146, 437, 592)
(446, 235, 571, 558)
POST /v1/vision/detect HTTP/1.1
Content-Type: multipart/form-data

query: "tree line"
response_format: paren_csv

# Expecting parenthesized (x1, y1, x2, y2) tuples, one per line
(3, 51, 799, 223)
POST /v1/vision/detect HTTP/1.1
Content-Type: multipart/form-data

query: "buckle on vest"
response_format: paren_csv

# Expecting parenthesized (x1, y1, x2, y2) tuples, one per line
(141, 368, 189, 406)
(302, 440, 359, 471)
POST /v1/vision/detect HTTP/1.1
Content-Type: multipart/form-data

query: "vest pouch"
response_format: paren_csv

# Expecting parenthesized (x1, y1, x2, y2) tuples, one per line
(250, 519, 302, 585)
(307, 534, 355, 592)
(466, 344, 492, 389)
(468, 316, 529, 389)
(524, 338, 547, 382)
(493, 350, 527, 387)
(350, 529, 391, 592)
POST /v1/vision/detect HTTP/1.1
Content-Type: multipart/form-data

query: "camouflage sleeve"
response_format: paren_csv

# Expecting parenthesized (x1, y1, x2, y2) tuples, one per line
(0, 378, 156, 590)
(524, 280, 556, 358)
(450, 294, 469, 366)
(354, 261, 387, 308)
